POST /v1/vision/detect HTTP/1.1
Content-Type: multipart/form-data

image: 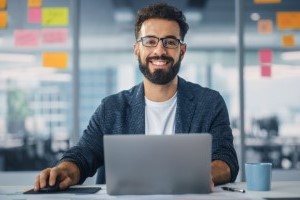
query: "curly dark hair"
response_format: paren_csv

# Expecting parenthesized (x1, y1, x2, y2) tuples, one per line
(135, 3, 189, 41)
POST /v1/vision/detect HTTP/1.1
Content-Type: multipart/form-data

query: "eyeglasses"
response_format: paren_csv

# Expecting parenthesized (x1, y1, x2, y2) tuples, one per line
(137, 36, 183, 49)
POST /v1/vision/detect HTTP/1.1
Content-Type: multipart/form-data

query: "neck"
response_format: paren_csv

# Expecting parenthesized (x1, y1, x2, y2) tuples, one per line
(143, 76, 178, 102)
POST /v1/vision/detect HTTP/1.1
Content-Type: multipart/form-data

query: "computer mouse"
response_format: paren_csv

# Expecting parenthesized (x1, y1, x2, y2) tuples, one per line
(39, 180, 61, 193)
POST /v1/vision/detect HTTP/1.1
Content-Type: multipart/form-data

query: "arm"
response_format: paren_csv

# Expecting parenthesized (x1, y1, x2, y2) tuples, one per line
(60, 103, 106, 184)
(34, 102, 106, 190)
(210, 93, 239, 184)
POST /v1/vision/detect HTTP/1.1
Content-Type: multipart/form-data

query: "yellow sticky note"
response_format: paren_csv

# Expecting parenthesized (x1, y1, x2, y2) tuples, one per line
(0, 0, 7, 9)
(257, 19, 273, 34)
(277, 12, 300, 30)
(282, 34, 295, 48)
(0, 11, 7, 29)
(254, 0, 281, 3)
(42, 8, 69, 26)
(28, 0, 42, 8)
(43, 52, 68, 69)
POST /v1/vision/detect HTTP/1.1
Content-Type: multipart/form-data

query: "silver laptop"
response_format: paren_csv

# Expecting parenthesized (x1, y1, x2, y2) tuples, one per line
(104, 134, 212, 195)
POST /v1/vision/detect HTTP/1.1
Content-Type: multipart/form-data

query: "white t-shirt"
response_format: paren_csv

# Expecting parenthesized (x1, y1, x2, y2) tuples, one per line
(145, 93, 177, 135)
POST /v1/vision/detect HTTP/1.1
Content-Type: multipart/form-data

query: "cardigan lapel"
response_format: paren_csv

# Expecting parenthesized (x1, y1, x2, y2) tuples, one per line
(175, 77, 196, 134)
(127, 83, 145, 135)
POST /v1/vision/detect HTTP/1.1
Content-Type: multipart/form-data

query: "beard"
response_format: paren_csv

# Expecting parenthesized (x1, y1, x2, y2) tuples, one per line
(138, 54, 182, 85)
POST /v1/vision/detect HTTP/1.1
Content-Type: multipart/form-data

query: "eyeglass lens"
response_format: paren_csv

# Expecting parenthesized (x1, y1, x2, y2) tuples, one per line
(141, 37, 180, 48)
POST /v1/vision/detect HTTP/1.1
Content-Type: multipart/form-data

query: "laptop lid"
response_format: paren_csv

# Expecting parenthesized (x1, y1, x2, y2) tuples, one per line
(104, 134, 212, 195)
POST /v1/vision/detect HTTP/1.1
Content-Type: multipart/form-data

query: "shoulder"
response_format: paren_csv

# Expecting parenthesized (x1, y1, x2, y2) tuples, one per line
(101, 82, 144, 107)
(178, 77, 222, 102)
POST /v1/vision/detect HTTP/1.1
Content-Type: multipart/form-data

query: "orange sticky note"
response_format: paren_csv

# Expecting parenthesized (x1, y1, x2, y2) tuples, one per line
(28, 0, 42, 8)
(282, 34, 295, 48)
(43, 52, 68, 69)
(0, 11, 7, 29)
(258, 19, 273, 34)
(0, 0, 7, 9)
(254, 0, 281, 3)
(277, 12, 300, 30)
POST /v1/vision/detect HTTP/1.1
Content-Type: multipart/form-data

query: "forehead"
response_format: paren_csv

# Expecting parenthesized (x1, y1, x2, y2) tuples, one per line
(139, 18, 180, 38)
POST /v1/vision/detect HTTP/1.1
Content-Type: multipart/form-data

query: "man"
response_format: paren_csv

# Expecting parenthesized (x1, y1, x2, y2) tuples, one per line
(34, 3, 239, 191)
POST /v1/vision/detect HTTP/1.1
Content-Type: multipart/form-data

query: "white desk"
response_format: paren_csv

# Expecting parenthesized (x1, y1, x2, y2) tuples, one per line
(0, 181, 299, 200)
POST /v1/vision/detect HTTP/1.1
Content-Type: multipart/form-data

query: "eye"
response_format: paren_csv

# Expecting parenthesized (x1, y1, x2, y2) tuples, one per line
(143, 37, 157, 46)
(164, 39, 177, 46)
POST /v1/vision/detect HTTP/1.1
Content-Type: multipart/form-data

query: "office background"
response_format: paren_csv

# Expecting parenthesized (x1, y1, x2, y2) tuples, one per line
(0, 0, 299, 182)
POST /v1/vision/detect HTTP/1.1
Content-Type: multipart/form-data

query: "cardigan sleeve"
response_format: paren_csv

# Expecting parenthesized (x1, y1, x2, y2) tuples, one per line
(210, 93, 239, 182)
(60, 102, 106, 184)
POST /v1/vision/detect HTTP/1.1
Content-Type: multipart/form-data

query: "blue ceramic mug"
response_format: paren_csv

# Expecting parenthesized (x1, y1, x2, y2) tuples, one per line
(245, 163, 272, 191)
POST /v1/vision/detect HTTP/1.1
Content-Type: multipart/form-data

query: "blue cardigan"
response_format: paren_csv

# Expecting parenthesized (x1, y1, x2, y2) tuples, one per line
(61, 77, 239, 184)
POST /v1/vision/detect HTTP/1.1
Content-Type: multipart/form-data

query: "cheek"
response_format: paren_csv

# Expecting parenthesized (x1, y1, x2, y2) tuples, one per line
(173, 52, 181, 62)
(139, 51, 150, 63)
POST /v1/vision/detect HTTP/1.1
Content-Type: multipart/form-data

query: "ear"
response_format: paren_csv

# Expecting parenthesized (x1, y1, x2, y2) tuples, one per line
(133, 43, 139, 60)
(179, 43, 187, 60)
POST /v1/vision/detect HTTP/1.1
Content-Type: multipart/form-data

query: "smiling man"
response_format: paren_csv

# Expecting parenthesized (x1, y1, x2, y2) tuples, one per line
(34, 3, 239, 192)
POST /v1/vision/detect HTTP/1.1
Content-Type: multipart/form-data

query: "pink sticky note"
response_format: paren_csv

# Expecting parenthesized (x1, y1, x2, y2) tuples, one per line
(14, 30, 39, 48)
(41, 28, 68, 44)
(28, 8, 41, 23)
(259, 49, 272, 63)
(261, 64, 272, 77)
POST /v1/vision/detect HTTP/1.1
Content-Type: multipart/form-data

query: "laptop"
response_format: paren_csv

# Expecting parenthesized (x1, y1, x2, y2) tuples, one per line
(104, 134, 212, 195)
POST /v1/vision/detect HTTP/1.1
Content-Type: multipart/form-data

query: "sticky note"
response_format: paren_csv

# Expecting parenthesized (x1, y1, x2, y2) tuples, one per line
(42, 52, 68, 69)
(282, 34, 295, 48)
(254, 0, 281, 3)
(28, 0, 42, 8)
(0, 0, 7, 9)
(259, 49, 272, 63)
(42, 8, 69, 26)
(28, 8, 41, 23)
(261, 64, 271, 77)
(257, 19, 273, 34)
(41, 29, 68, 44)
(14, 30, 39, 48)
(0, 11, 7, 29)
(277, 12, 300, 30)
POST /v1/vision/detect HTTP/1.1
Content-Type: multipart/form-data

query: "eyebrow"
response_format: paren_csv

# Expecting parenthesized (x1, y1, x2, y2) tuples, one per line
(142, 35, 179, 39)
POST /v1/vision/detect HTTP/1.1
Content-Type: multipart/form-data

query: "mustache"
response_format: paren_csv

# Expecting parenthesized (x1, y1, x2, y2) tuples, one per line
(146, 55, 174, 63)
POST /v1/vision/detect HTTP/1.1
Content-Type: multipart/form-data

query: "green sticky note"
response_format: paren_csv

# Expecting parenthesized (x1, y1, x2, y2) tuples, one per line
(42, 7, 69, 26)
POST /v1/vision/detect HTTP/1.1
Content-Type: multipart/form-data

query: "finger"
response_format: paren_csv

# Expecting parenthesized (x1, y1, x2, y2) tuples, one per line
(34, 174, 40, 191)
(39, 168, 51, 188)
(49, 167, 59, 186)
(59, 176, 72, 190)
(210, 175, 215, 192)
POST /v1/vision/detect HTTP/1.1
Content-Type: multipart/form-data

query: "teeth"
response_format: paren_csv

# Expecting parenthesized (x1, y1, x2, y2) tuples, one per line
(152, 60, 167, 65)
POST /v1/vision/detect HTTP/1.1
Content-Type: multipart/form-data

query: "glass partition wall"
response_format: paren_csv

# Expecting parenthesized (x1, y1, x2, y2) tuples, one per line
(243, 0, 300, 176)
(0, 0, 73, 170)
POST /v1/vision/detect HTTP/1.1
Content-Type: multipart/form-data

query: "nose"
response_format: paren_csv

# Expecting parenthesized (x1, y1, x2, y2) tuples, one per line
(152, 40, 167, 56)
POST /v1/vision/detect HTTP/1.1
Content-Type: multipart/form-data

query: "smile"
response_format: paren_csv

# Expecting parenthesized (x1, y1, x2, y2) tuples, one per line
(151, 60, 169, 66)
(149, 59, 171, 70)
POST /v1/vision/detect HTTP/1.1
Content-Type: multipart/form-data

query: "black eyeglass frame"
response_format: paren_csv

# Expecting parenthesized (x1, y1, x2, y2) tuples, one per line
(136, 36, 184, 49)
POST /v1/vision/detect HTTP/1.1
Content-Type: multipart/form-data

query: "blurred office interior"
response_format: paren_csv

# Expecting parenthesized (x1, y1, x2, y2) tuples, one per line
(0, 0, 299, 182)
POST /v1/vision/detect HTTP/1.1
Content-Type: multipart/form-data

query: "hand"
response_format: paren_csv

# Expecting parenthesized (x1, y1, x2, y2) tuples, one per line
(34, 161, 80, 191)
(211, 160, 231, 185)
